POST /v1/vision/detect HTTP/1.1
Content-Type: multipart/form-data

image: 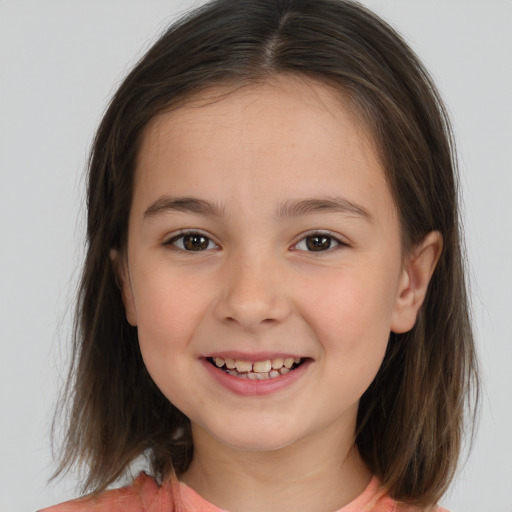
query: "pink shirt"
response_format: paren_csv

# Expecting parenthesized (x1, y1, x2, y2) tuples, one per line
(39, 472, 449, 512)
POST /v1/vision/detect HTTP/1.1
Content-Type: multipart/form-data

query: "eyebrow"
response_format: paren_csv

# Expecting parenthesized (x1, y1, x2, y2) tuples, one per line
(143, 195, 372, 222)
(144, 196, 224, 220)
(276, 197, 373, 222)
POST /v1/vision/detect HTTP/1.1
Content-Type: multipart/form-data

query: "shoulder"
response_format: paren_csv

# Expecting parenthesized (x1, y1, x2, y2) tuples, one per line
(38, 473, 172, 512)
(344, 476, 451, 512)
(395, 504, 450, 512)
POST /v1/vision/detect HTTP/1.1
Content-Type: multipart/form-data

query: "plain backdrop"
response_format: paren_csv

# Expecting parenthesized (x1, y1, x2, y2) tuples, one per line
(1, 1, 511, 511)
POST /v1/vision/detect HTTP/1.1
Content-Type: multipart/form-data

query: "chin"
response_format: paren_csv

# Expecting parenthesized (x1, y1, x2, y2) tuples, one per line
(201, 418, 300, 453)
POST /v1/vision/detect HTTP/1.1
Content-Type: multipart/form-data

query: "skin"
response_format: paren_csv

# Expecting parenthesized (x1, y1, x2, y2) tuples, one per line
(116, 75, 441, 512)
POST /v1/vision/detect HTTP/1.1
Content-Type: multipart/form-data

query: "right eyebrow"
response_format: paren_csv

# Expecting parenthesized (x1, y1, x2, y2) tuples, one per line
(143, 196, 224, 220)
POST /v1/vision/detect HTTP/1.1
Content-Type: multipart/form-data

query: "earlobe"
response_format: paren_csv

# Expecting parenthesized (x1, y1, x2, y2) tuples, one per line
(110, 249, 137, 326)
(390, 231, 443, 334)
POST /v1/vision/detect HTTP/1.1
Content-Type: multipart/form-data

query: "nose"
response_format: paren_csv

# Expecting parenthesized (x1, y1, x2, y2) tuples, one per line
(213, 252, 292, 331)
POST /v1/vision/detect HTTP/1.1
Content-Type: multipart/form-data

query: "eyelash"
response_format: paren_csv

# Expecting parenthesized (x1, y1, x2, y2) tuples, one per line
(292, 231, 347, 252)
(164, 230, 347, 253)
(164, 230, 220, 252)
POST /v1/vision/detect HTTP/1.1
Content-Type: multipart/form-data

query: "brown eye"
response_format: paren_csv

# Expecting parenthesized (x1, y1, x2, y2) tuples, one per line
(294, 233, 342, 252)
(168, 232, 218, 251)
(183, 234, 209, 250)
(306, 235, 332, 251)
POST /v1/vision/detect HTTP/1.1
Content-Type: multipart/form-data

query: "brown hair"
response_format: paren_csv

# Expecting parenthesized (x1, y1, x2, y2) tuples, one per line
(54, 0, 479, 507)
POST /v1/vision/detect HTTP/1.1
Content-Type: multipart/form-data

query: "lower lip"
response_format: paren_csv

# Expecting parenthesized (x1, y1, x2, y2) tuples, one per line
(202, 358, 311, 396)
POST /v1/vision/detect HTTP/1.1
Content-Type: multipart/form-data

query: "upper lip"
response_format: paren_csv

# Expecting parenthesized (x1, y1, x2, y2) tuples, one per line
(203, 351, 307, 361)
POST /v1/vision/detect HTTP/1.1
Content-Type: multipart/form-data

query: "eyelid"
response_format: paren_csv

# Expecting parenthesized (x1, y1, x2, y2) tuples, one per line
(290, 230, 349, 252)
(164, 229, 221, 251)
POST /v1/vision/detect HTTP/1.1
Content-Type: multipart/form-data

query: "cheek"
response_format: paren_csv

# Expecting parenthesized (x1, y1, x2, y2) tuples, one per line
(300, 266, 397, 339)
(297, 266, 397, 386)
(131, 267, 211, 357)
(131, 272, 211, 412)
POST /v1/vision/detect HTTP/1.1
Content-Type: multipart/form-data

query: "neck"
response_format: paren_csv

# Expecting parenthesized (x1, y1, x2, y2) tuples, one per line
(180, 420, 371, 512)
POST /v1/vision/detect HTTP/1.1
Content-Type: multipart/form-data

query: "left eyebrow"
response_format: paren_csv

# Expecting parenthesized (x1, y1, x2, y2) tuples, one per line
(276, 197, 373, 222)
(143, 196, 224, 220)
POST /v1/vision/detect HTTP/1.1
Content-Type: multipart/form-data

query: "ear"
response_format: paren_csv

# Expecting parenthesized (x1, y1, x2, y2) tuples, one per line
(391, 231, 443, 334)
(110, 249, 137, 326)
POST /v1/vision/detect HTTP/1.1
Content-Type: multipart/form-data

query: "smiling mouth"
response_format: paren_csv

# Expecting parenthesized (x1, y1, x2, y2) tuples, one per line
(207, 356, 305, 380)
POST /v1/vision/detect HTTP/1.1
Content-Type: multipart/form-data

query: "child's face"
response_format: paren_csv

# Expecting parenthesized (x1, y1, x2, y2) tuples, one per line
(119, 76, 414, 454)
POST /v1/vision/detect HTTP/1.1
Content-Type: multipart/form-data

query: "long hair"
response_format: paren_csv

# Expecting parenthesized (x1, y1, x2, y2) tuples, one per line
(54, 0, 479, 507)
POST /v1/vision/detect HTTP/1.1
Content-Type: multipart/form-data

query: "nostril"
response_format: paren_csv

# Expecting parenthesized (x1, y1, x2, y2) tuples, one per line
(223, 316, 278, 327)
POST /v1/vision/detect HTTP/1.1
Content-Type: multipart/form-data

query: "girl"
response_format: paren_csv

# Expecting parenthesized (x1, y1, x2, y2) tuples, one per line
(41, 0, 478, 510)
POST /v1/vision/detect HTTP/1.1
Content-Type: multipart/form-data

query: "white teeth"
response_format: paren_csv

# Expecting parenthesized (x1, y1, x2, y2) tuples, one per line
(225, 358, 236, 369)
(253, 360, 272, 373)
(247, 372, 271, 380)
(271, 358, 284, 369)
(211, 356, 303, 378)
(225, 367, 288, 379)
(283, 357, 294, 369)
(235, 360, 253, 373)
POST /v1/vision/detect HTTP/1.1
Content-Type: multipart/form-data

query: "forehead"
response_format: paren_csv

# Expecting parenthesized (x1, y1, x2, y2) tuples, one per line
(137, 75, 379, 174)
(132, 75, 394, 223)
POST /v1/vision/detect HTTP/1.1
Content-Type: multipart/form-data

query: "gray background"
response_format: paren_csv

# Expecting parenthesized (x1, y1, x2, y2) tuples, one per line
(1, 1, 511, 510)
